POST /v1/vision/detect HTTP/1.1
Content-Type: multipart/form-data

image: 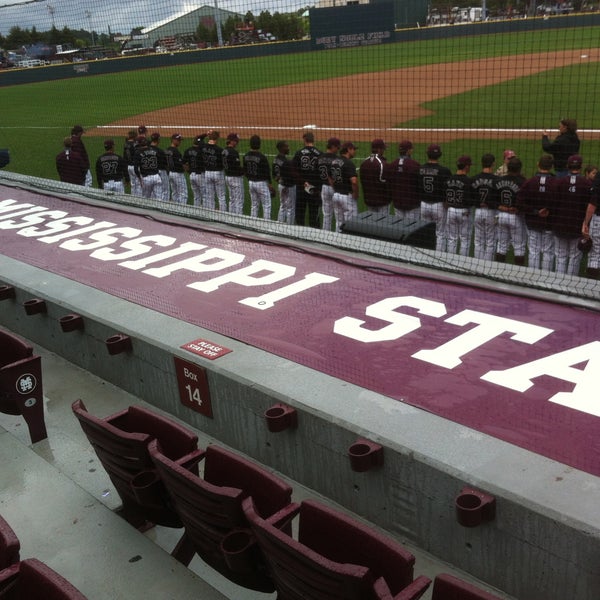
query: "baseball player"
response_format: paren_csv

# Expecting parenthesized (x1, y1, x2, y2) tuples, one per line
(165, 133, 187, 204)
(551, 154, 592, 275)
(70, 125, 92, 187)
(495, 149, 516, 176)
(516, 154, 556, 270)
(582, 179, 600, 279)
(123, 130, 139, 195)
(244, 135, 274, 219)
(95, 139, 129, 194)
(133, 136, 162, 200)
(471, 154, 499, 261)
(418, 144, 452, 252)
(330, 142, 359, 233)
(149, 133, 169, 201)
(56, 137, 87, 185)
(542, 118, 580, 177)
(273, 141, 297, 225)
(445, 155, 474, 256)
(318, 137, 341, 231)
(495, 157, 527, 264)
(183, 134, 206, 207)
(293, 131, 322, 228)
(386, 140, 421, 222)
(201, 130, 226, 210)
(360, 139, 391, 215)
(223, 133, 244, 214)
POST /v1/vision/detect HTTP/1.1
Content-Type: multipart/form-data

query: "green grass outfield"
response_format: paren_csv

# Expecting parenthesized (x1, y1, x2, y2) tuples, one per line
(1, 25, 600, 185)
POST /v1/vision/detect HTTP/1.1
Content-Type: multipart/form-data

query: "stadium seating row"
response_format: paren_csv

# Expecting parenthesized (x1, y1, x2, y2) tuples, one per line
(72, 398, 504, 600)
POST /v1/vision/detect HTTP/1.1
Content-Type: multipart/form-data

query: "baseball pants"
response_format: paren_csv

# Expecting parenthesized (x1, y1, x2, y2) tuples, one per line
(102, 180, 125, 194)
(169, 172, 188, 204)
(226, 175, 244, 214)
(527, 229, 555, 270)
(128, 166, 141, 196)
(332, 192, 357, 233)
(473, 208, 497, 261)
(159, 170, 170, 201)
(203, 170, 226, 210)
(393, 207, 421, 223)
(249, 180, 272, 219)
(278, 184, 296, 225)
(321, 184, 335, 231)
(141, 173, 162, 201)
(420, 201, 447, 252)
(554, 235, 582, 275)
(446, 207, 472, 256)
(295, 187, 321, 228)
(84, 169, 93, 187)
(587, 214, 600, 270)
(496, 212, 527, 257)
(189, 172, 204, 207)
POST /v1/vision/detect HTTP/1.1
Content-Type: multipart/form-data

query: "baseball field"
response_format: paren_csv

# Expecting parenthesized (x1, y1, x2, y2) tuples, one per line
(2, 23, 600, 187)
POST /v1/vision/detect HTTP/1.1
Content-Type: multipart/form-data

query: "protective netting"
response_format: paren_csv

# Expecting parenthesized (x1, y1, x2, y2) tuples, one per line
(1, 2, 600, 302)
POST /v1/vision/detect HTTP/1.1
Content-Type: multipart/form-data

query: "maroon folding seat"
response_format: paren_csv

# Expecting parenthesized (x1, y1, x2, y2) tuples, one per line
(0, 558, 87, 599)
(0, 515, 20, 570)
(0, 329, 46, 443)
(432, 573, 504, 600)
(149, 440, 293, 592)
(242, 496, 431, 600)
(72, 399, 201, 531)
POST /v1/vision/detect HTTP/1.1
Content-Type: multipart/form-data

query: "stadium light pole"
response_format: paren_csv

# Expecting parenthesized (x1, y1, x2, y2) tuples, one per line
(213, 0, 224, 47)
(47, 4, 56, 28)
(85, 10, 95, 46)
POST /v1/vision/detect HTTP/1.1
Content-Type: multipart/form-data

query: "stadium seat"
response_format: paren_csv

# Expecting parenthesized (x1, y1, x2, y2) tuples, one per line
(0, 515, 20, 570)
(242, 496, 431, 600)
(432, 573, 504, 599)
(149, 440, 293, 592)
(71, 399, 201, 531)
(0, 558, 88, 599)
(0, 329, 46, 443)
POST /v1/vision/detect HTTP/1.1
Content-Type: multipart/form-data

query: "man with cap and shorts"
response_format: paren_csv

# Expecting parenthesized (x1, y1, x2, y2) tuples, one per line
(95, 139, 129, 194)
(201, 130, 226, 210)
(149, 133, 169, 201)
(318, 137, 341, 231)
(471, 153, 499, 261)
(551, 154, 593, 275)
(360, 138, 390, 215)
(183, 134, 206, 207)
(445, 155, 474, 255)
(165, 133, 187, 203)
(273, 140, 297, 225)
(223, 133, 244, 214)
(387, 140, 421, 222)
(418, 144, 452, 252)
(133, 136, 163, 200)
(330, 142, 359, 233)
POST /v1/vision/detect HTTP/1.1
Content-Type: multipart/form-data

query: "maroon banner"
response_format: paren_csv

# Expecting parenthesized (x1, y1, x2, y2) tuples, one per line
(1, 189, 599, 476)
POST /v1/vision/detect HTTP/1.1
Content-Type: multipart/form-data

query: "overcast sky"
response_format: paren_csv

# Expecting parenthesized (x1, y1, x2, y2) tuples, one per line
(0, 0, 309, 37)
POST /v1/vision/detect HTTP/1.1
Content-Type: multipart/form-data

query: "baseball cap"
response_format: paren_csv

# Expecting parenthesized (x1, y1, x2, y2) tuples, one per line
(103, 139, 114, 149)
(341, 142, 357, 152)
(371, 138, 386, 150)
(150, 132, 160, 141)
(226, 132, 240, 142)
(327, 137, 341, 148)
(568, 154, 583, 168)
(72, 124, 84, 134)
(503, 149, 516, 160)
(171, 133, 182, 140)
(427, 144, 442, 159)
(457, 155, 472, 167)
(578, 236, 593, 253)
(399, 140, 413, 153)
(136, 135, 147, 145)
(138, 125, 147, 134)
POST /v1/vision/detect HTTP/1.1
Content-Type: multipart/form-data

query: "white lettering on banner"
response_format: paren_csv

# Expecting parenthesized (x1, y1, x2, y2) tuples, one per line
(0, 206, 52, 228)
(240, 273, 339, 310)
(60, 227, 143, 251)
(413, 309, 553, 368)
(39, 221, 117, 244)
(7, 210, 69, 234)
(144, 248, 245, 278)
(17, 216, 94, 238)
(189, 259, 296, 293)
(91, 235, 177, 261)
(482, 341, 600, 416)
(333, 296, 447, 343)
(119, 242, 207, 270)
(0, 199, 35, 214)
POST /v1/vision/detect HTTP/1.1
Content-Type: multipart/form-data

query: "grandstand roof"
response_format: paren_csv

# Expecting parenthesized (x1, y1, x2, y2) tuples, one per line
(142, 5, 242, 37)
